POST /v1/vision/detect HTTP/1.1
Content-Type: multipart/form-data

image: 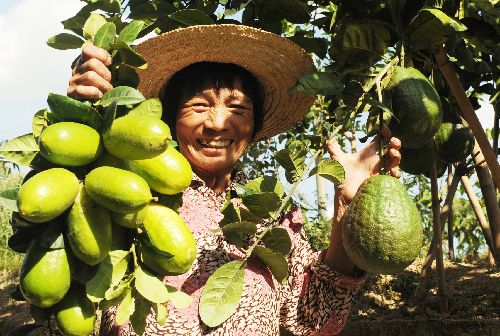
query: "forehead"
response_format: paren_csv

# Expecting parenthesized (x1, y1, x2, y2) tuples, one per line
(183, 79, 253, 102)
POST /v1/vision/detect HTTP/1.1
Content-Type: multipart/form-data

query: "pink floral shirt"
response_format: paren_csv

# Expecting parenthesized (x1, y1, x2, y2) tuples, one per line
(99, 170, 366, 336)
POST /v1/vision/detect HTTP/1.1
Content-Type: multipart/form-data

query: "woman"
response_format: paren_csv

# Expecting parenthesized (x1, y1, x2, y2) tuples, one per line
(68, 25, 401, 336)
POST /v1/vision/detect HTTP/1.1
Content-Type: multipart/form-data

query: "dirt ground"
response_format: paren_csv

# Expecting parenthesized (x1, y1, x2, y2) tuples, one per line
(2, 256, 499, 336)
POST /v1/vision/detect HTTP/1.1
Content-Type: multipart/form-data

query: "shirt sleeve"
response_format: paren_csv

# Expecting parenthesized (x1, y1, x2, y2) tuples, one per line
(278, 206, 366, 336)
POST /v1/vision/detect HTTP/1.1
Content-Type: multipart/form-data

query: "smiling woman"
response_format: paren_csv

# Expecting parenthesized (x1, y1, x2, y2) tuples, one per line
(67, 24, 402, 336)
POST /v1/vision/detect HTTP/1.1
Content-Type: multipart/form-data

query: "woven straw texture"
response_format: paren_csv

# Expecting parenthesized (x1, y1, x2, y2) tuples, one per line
(134, 24, 316, 142)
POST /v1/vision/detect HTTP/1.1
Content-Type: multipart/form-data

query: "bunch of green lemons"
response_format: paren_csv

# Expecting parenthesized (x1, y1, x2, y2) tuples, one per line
(15, 102, 195, 336)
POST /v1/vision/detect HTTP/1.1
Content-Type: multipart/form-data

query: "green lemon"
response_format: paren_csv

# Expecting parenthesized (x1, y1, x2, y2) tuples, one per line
(38, 122, 103, 166)
(53, 283, 95, 336)
(142, 203, 196, 274)
(67, 183, 113, 266)
(17, 168, 79, 223)
(434, 121, 475, 164)
(20, 237, 73, 308)
(131, 146, 193, 195)
(84, 166, 153, 214)
(91, 150, 130, 171)
(342, 175, 423, 274)
(103, 115, 171, 160)
(110, 204, 148, 229)
(399, 140, 436, 175)
(386, 66, 443, 148)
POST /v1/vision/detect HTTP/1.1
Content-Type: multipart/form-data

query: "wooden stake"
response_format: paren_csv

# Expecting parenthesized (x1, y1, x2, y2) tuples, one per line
(435, 46, 500, 190)
(447, 164, 455, 262)
(430, 162, 448, 313)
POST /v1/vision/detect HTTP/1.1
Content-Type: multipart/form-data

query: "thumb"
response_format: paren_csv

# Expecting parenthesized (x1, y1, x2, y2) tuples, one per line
(326, 136, 346, 160)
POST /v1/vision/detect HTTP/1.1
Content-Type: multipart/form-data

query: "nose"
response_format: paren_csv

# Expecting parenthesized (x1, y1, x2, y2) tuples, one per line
(205, 107, 230, 131)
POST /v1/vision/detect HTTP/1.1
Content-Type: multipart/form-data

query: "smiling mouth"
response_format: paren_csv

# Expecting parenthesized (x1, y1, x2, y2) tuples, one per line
(197, 139, 233, 148)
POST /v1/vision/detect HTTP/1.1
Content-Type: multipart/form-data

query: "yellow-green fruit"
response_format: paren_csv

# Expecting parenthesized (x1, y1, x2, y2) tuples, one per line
(399, 140, 436, 175)
(343, 175, 423, 274)
(38, 122, 103, 166)
(67, 183, 112, 266)
(91, 150, 130, 171)
(17, 168, 79, 223)
(103, 115, 171, 160)
(84, 166, 152, 214)
(142, 203, 196, 274)
(110, 204, 148, 229)
(132, 146, 193, 195)
(53, 283, 95, 336)
(386, 66, 443, 148)
(20, 238, 73, 308)
(434, 121, 475, 164)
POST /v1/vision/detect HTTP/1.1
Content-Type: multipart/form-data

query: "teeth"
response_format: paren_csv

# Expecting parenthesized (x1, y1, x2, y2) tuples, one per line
(198, 139, 232, 148)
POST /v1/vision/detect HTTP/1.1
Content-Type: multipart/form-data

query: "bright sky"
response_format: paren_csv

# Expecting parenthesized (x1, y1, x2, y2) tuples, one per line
(0, 0, 496, 215)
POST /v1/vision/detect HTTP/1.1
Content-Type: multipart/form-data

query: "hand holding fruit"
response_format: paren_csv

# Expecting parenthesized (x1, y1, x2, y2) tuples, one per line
(326, 126, 402, 205)
(68, 44, 113, 101)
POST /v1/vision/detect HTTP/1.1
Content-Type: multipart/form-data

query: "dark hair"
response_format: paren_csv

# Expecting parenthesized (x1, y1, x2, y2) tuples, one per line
(161, 62, 264, 139)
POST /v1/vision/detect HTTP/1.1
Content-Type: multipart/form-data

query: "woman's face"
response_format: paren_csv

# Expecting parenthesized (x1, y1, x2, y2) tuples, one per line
(176, 80, 254, 176)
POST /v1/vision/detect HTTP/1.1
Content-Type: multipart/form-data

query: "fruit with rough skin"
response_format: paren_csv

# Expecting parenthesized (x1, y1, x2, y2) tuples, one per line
(434, 120, 475, 164)
(53, 283, 95, 336)
(38, 122, 103, 166)
(131, 146, 193, 195)
(67, 183, 113, 266)
(342, 175, 423, 274)
(103, 114, 171, 160)
(386, 66, 443, 148)
(84, 166, 152, 214)
(17, 168, 79, 223)
(399, 140, 436, 175)
(141, 203, 196, 274)
(19, 237, 73, 308)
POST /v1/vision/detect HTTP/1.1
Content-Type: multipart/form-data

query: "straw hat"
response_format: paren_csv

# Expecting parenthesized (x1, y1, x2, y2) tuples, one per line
(134, 24, 316, 142)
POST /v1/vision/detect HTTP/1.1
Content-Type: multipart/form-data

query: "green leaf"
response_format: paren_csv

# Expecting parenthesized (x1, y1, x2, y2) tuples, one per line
(261, 228, 292, 257)
(239, 208, 262, 224)
(166, 285, 193, 309)
(153, 303, 168, 326)
(341, 80, 364, 108)
(217, 201, 245, 247)
(128, 98, 163, 118)
(223, 0, 252, 16)
(115, 64, 140, 88)
(274, 141, 308, 183)
(94, 0, 122, 13)
(242, 192, 281, 219)
(169, 9, 215, 26)
(245, 176, 285, 197)
(47, 93, 103, 130)
(214, 221, 257, 236)
(115, 289, 135, 325)
(112, 42, 148, 69)
(118, 20, 145, 44)
(0, 188, 19, 212)
(101, 275, 134, 311)
(98, 86, 146, 106)
(286, 36, 329, 59)
(0, 134, 39, 167)
(128, 1, 177, 20)
(33, 109, 56, 141)
(406, 8, 467, 46)
(86, 251, 130, 302)
(100, 99, 118, 135)
(234, 183, 259, 198)
(94, 22, 116, 51)
(290, 72, 344, 96)
(135, 265, 170, 303)
(308, 159, 345, 185)
(83, 13, 108, 39)
(363, 98, 399, 122)
(40, 223, 65, 250)
(130, 293, 152, 335)
(199, 260, 246, 327)
(46, 33, 85, 50)
(252, 246, 288, 285)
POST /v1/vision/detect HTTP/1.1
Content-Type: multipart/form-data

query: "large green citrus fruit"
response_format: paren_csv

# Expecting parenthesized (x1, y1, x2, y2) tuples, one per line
(103, 115, 171, 160)
(386, 66, 443, 148)
(67, 183, 112, 266)
(17, 168, 79, 223)
(20, 237, 73, 308)
(141, 203, 196, 274)
(131, 146, 193, 195)
(53, 283, 95, 336)
(399, 140, 436, 175)
(434, 120, 475, 164)
(342, 175, 423, 274)
(84, 166, 152, 214)
(38, 122, 103, 166)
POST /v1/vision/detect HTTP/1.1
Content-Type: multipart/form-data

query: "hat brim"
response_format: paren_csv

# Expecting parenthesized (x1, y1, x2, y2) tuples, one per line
(134, 24, 316, 142)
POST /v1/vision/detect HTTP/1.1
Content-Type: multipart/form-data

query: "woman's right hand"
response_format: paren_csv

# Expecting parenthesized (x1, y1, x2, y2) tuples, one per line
(67, 44, 114, 101)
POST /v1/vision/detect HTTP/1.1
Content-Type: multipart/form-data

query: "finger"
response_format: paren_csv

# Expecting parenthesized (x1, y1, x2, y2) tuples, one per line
(68, 85, 105, 101)
(74, 58, 113, 83)
(389, 167, 401, 178)
(326, 136, 346, 159)
(70, 71, 113, 93)
(81, 44, 113, 66)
